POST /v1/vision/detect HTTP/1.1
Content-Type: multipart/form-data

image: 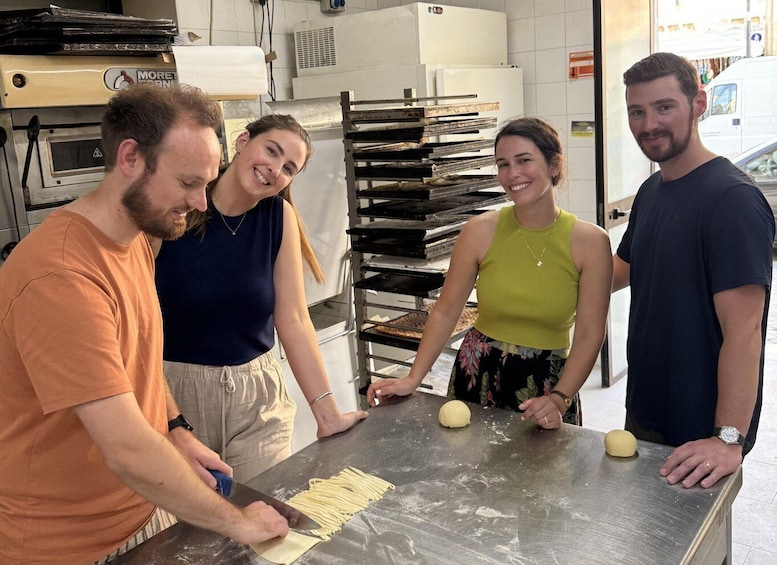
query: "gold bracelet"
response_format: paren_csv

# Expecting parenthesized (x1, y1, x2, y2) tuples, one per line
(309, 391, 333, 406)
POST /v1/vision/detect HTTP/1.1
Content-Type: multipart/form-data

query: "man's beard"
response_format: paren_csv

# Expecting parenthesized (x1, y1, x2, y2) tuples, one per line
(121, 169, 188, 240)
(637, 112, 695, 163)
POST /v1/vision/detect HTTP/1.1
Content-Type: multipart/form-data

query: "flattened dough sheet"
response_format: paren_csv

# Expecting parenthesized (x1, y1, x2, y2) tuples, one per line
(250, 531, 321, 565)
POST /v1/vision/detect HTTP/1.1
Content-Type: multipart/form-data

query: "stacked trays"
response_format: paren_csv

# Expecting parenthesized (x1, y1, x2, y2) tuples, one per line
(0, 6, 177, 55)
(341, 93, 506, 387)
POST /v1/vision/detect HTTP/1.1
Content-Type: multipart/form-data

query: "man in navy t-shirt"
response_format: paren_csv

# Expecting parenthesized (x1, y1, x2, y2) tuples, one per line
(613, 52, 774, 489)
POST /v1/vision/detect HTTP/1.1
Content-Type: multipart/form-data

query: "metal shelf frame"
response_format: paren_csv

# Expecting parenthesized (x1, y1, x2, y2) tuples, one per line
(340, 89, 498, 396)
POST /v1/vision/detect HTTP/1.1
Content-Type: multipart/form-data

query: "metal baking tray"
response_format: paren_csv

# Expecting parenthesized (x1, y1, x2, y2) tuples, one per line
(354, 155, 495, 180)
(346, 117, 497, 142)
(359, 327, 424, 350)
(0, 7, 176, 55)
(351, 232, 459, 259)
(359, 306, 475, 350)
(358, 191, 508, 220)
(362, 255, 451, 275)
(347, 217, 468, 240)
(352, 139, 492, 161)
(354, 271, 445, 297)
(345, 101, 499, 123)
(357, 175, 499, 201)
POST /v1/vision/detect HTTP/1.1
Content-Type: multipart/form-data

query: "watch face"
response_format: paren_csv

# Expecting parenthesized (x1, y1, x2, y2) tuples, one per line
(720, 426, 739, 444)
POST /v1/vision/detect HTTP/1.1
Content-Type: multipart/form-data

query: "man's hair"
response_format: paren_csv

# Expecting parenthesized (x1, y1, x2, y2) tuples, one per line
(623, 52, 700, 104)
(494, 117, 566, 186)
(101, 83, 223, 172)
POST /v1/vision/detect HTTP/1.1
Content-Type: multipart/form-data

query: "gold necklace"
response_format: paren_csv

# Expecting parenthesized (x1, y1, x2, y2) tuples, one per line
(519, 229, 549, 267)
(518, 211, 560, 267)
(217, 209, 247, 236)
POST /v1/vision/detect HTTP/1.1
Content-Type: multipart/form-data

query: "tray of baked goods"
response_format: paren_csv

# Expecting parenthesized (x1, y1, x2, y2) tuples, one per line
(357, 175, 499, 201)
(346, 117, 497, 143)
(358, 191, 507, 220)
(352, 139, 493, 161)
(359, 303, 478, 350)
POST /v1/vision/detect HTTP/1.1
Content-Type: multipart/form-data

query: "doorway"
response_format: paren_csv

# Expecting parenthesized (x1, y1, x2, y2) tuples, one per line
(594, 0, 655, 386)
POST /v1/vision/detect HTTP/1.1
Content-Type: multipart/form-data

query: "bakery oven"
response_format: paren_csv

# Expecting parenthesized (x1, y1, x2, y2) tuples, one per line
(0, 54, 177, 262)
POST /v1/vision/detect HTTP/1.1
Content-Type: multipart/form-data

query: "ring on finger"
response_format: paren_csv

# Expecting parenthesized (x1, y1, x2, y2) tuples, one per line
(703, 461, 712, 472)
(543, 415, 549, 426)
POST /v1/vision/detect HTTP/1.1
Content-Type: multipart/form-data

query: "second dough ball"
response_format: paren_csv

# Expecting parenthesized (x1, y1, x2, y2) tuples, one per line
(438, 400, 471, 428)
(604, 429, 637, 457)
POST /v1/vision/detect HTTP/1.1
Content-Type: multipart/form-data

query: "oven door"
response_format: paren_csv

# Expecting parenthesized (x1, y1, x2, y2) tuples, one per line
(10, 106, 105, 212)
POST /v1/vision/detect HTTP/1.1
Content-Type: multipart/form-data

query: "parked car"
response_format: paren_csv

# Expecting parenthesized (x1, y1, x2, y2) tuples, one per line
(733, 136, 777, 245)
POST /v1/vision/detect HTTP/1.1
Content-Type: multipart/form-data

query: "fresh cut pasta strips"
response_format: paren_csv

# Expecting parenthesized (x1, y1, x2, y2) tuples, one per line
(287, 467, 395, 539)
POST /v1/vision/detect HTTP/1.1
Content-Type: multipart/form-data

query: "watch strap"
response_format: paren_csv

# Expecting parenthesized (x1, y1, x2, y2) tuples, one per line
(168, 413, 194, 433)
(550, 389, 572, 409)
(713, 426, 745, 447)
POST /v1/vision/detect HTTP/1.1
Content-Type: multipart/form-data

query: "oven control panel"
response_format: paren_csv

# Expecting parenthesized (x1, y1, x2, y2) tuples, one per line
(0, 54, 177, 109)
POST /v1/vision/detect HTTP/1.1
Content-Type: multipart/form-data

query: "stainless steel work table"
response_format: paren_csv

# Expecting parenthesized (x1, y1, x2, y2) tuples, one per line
(115, 392, 741, 564)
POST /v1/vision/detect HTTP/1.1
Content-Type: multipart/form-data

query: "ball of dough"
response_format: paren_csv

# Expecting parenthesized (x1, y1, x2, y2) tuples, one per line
(604, 429, 638, 457)
(438, 400, 471, 428)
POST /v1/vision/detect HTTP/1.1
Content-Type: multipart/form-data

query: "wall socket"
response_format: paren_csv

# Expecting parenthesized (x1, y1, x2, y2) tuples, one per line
(320, 0, 345, 13)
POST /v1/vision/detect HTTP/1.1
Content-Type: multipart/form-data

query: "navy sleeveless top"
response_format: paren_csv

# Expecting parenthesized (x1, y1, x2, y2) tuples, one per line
(155, 196, 284, 366)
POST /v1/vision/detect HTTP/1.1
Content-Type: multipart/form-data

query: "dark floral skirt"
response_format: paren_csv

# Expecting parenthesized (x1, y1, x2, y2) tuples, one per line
(447, 327, 582, 426)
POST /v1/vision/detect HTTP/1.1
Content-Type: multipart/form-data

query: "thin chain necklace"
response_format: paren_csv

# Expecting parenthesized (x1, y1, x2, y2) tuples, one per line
(217, 209, 247, 236)
(518, 210, 560, 267)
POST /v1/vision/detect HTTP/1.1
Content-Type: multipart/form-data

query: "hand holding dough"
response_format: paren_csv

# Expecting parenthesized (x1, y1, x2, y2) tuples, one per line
(604, 429, 637, 457)
(439, 400, 471, 428)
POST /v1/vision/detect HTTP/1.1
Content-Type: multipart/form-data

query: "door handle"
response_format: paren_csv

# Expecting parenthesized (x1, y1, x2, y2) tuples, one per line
(610, 207, 631, 220)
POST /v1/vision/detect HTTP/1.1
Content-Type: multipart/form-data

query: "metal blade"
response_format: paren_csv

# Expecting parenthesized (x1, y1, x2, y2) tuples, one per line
(227, 480, 322, 532)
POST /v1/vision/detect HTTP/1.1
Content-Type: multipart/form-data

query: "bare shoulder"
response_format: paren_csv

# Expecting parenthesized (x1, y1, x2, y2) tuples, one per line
(570, 218, 612, 271)
(461, 209, 500, 238)
(279, 197, 299, 229)
(571, 218, 609, 245)
(454, 209, 500, 262)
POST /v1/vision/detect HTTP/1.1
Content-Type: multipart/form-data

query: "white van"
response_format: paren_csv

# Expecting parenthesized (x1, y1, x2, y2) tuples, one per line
(698, 56, 777, 158)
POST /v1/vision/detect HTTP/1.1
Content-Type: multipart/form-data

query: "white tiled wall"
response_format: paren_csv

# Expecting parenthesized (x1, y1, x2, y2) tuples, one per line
(505, 0, 596, 221)
(170, 0, 596, 219)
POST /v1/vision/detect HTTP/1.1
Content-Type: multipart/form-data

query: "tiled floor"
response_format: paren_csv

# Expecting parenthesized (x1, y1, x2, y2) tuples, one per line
(579, 265, 777, 565)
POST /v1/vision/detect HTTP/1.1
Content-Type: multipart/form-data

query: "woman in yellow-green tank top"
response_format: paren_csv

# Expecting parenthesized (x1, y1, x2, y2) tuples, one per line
(367, 118, 613, 430)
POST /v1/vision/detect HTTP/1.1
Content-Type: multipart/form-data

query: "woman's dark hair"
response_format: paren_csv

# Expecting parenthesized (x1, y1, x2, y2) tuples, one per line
(494, 117, 566, 186)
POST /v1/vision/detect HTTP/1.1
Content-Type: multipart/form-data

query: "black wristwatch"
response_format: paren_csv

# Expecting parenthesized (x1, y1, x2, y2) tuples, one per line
(168, 413, 194, 433)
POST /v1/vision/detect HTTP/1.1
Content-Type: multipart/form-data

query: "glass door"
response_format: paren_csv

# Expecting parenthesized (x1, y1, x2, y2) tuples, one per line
(594, 0, 654, 386)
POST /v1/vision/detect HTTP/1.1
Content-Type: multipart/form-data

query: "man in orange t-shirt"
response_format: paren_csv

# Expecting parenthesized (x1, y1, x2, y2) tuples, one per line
(0, 84, 289, 564)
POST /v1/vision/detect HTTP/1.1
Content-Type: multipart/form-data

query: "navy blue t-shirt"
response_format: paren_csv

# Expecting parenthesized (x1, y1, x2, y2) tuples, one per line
(617, 157, 774, 453)
(155, 196, 284, 366)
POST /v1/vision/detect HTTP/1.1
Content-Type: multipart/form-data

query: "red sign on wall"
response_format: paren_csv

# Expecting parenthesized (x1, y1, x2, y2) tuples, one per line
(569, 51, 594, 79)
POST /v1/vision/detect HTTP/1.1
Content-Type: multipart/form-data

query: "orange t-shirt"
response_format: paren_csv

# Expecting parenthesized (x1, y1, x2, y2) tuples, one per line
(0, 210, 167, 564)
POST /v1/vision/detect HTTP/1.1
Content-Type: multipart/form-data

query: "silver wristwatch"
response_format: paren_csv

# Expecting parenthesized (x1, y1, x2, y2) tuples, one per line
(713, 426, 745, 447)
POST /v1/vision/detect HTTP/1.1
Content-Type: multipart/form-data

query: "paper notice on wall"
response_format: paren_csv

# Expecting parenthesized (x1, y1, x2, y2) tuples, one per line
(571, 121, 594, 137)
(569, 50, 594, 80)
(172, 46, 268, 99)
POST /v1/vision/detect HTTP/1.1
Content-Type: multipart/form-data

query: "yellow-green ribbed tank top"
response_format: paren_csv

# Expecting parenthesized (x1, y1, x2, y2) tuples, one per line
(474, 206, 579, 350)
